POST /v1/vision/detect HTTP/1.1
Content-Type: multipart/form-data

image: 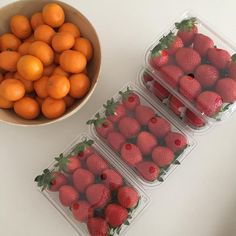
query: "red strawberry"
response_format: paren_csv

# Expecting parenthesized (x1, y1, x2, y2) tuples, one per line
(75, 139, 94, 161)
(148, 116, 171, 138)
(86, 154, 108, 175)
(73, 168, 95, 192)
(105, 204, 128, 227)
(215, 78, 236, 103)
(100, 169, 123, 190)
(107, 131, 126, 152)
(121, 143, 143, 167)
(176, 17, 198, 46)
(179, 75, 202, 101)
(165, 132, 187, 153)
(137, 131, 158, 155)
(35, 169, 68, 192)
(228, 54, 236, 80)
(151, 146, 174, 167)
(119, 87, 140, 111)
(136, 161, 160, 181)
(159, 64, 183, 88)
(87, 113, 114, 138)
(160, 32, 183, 55)
(175, 48, 201, 73)
(143, 72, 154, 83)
(72, 201, 94, 223)
(185, 109, 205, 127)
(150, 48, 169, 68)
(87, 217, 109, 236)
(169, 96, 185, 116)
(152, 81, 170, 100)
(135, 105, 155, 125)
(117, 186, 139, 209)
(196, 91, 222, 117)
(208, 48, 231, 69)
(195, 64, 219, 88)
(118, 117, 140, 139)
(86, 184, 111, 208)
(104, 98, 126, 123)
(59, 185, 79, 207)
(193, 33, 214, 56)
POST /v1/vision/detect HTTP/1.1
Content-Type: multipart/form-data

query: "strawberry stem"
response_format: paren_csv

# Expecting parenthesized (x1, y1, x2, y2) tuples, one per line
(87, 113, 107, 127)
(72, 138, 94, 155)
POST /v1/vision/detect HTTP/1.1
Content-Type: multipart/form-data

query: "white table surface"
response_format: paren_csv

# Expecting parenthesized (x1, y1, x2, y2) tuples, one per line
(1, 0, 236, 236)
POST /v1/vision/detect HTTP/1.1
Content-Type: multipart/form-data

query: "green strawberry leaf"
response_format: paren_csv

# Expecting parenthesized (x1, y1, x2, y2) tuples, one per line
(103, 98, 120, 116)
(174, 148, 185, 161)
(124, 220, 130, 226)
(116, 226, 122, 235)
(221, 103, 232, 112)
(160, 31, 176, 48)
(87, 113, 106, 127)
(220, 69, 229, 77)
(173, 160, 181, 165)
(232, 54, 236, 62)
(175, 17, 197, 31)
(158, 176, 164, 182)
(34, 168, 55, 191)
(54, 153, 69, 172)
(119, 87, 132, 101)
(72, 138, 94, 155)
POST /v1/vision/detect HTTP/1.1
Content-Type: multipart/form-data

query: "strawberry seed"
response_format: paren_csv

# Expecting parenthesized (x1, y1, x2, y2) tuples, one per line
(149, 166, 156, 173)
(150, 117, 157, 123)
(174, 139, 181, 146)
(125, 143, 132, 150)
(128, 96, 135, 103)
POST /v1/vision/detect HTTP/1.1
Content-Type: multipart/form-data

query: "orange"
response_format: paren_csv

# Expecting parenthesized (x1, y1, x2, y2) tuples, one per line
(30, 12, 44, 30)
(18, 42, 31, 55)
(0, 78, 25, 101)
(42, 97, 66, 119)
(17, 55, 43, 81)
(34, 24, 56, 44)
(63, 95, 75, 108)
(14, 72, 34, 93)
(59, 23, 80, 38)
(60, 50, 87, 73)
(52, 32, 75, 53)
(35, 96, 44, 107)
(47, 75, 70, 99)
(10, 15, 32, 39)
(0, 51, 21, 72)
(28, 41, 54, 66)
(24, 34, 35, 43)
(14, 97, 40, 119)
(0, 96, 14, 109)
(42, 3, 65, 28)
(73, 37, 93, 61)
(0, 33, 21, 51)
(52, 66, 69, 77)
(54, 52, 61, 64)
(4, 72, 14, 79)
(33, 76, 49, 98)
(43, 64, 56, 76)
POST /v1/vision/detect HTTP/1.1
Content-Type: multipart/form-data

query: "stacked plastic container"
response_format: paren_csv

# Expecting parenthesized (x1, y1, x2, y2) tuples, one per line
(35, 11, 236, 236)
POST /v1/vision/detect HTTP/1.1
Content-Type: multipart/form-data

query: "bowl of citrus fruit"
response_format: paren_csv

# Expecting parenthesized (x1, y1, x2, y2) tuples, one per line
(0, 0, 101, 126)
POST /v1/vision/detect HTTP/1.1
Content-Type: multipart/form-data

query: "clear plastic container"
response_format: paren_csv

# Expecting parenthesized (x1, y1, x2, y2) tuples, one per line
(145, 11, 236, 124)
(35, 135, 150, 236)
(87, 83, 196, 188)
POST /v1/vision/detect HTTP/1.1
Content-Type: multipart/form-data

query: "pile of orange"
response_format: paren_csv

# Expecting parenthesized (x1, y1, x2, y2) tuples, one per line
(0, 3, 93, 120)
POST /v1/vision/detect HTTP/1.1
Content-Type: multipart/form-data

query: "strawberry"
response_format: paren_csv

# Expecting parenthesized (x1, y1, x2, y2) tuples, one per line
(179, 75, 202, 101)
(72, 200, 94, 223)
(165, 132, 187, 153)
(118, 117, 140, 138)
(208, 48, 231, 69)
(73, 168, 95, 192)
(193, 33, 214, 56)
(105, 204, 128, 227)
(119, 87, 140, 111)
(228, 54, 236, 80)
(215, 78, 236, 103)
(136, 161, 160, 181)
(159, 32, 183, 55)
(100, 169, 123, 190)
(196, 91, 222, 117)
(185, 109, 205, 127)
(143, 72, 154, 83)
(175, 48, 201, 73)
(86, 184, 111, 208)
(103, 98, 126, 123)
(195, 64, 219, 88)
(150, 47, 169, 68)
(175, 17, 198, 46)
(87, 113, 114, 138)
(54, 154, 81, 173)
(107, 131, 126, 152)
(59, 185, 79, 207)
(152, 81, 170, 100)
(121, 143, 143, 167)
(151, 146, 174, 167)
(169, 96, 185, 116)
(117, 186, 139, 209)
(73, 139, 94, 161)
(134, 105, 155, 125)
(86, 154, 108, 175)
(148, 116, 171, 138)
(137, 131, 158, 155)
(35, 169, 68, 192)
(87, 217, 109, 236)
(159, 64, 183, 88)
